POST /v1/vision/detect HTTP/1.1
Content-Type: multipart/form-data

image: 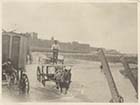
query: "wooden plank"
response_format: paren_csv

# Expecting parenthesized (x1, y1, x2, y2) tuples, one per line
(19, 36, 28, 69)
(120, 57, 138, 94)
(9, 35, 13, 58)
(11, 36, 20, 69)
(98, 49, 123, 102)
(2, 35, 10, 62)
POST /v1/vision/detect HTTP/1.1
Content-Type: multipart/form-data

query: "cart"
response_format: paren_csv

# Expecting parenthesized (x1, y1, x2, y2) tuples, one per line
(39, 55, 64, 64)
(37, 63, 72, 86)
(2, 31, 30, 94)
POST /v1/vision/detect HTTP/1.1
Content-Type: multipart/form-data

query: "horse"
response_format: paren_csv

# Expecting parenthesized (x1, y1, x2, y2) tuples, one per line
(54, 69, 71, 94)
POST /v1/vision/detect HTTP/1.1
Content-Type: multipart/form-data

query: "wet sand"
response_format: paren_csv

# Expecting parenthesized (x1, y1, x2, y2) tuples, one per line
(2, 53, 137, 102)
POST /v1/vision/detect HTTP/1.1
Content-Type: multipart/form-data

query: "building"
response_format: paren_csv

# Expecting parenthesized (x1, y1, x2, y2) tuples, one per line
(30, 38, 90, 53)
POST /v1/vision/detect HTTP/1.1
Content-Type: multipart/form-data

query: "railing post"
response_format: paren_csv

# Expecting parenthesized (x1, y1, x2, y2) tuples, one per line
(120, 57, 138, 94)
(9, 35, 13, 58)
(98, 49, 124, 102)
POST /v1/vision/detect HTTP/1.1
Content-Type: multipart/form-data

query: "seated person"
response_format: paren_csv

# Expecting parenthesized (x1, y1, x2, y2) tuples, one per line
(2, 58, 16, 85)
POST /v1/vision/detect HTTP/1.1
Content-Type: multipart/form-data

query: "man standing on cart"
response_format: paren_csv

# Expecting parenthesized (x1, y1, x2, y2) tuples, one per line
(51, 40, 60, 64)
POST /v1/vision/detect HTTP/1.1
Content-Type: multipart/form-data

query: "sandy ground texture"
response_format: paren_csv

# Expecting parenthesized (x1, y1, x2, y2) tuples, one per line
(2, 52, 138, 103)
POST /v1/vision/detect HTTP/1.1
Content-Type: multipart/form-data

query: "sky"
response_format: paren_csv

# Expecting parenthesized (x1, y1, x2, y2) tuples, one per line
(2, 2, 137, 54)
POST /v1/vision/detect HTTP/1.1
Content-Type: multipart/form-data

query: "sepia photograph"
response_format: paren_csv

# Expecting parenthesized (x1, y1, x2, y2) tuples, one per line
(1, 1, 138, 103)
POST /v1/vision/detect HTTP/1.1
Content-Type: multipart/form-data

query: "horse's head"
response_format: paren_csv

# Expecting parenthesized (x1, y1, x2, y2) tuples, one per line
(64, 66, 71, 72)
(62, 67, 71, 82)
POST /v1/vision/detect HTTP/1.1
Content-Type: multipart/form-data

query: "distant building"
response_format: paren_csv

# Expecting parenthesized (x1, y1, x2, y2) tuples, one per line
(72, 41, 79, 44)
(31, 32, 38, 40)
(90, 47, 99, 52)
(51, 36, 54, 41)
(30, 38, 90, 53)
(105, 49, 120, 55)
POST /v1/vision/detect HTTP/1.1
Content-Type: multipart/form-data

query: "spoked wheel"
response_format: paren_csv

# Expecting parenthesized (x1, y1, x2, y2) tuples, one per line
(61, 59, 64, 64)
(37, 66, 41, 82)
(19, 73, 30, 94)
(9, 72, 17, 87)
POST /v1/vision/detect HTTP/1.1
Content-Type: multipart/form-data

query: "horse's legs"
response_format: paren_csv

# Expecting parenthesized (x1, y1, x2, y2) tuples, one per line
(65, 85, 69, 94)
(60, 87, 62, 93)
(65, 83, 70, 94)
(64, 88, 67, 94)
(56, 82, 59, 89)
(59, 83, 63, 93)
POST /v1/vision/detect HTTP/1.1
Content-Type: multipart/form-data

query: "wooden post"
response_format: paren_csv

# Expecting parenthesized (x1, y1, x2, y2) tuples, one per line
(98, 49, 123, 102)
(9, 35, 13, 58)
(120, 57, 138, 94)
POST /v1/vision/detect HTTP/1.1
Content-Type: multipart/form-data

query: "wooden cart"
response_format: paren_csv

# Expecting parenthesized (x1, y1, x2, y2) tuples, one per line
(37, 64, 72, 87)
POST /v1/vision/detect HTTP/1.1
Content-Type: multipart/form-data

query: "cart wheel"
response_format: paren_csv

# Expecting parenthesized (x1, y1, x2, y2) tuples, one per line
(19, 73, 30, 94)
(9, 72, 17, 87)
(37, 66, 41, 81)
(62, 60, 64, 64)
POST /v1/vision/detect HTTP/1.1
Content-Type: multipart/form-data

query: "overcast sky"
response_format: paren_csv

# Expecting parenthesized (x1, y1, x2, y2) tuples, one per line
(2, 2, 137, 54)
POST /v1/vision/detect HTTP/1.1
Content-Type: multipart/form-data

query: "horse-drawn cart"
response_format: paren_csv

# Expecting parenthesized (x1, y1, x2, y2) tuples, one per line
(37, 56, 72, 94)
(2, 31, 30, 94)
